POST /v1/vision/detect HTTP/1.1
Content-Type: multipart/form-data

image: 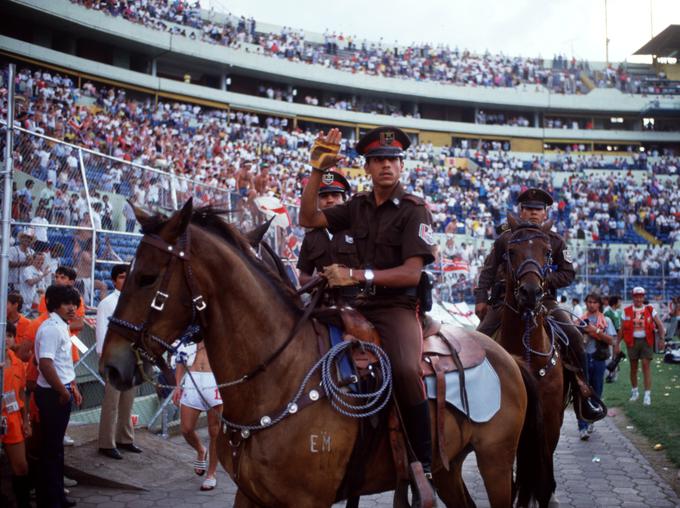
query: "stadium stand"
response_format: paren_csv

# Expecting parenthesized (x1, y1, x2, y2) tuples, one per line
(68, 0, 680, 96)
(1, 0, 679, 308)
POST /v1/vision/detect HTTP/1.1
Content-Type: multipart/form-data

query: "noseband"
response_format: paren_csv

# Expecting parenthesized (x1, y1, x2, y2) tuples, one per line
(506, 228, 553, 301)
(108, 228, 208, 373)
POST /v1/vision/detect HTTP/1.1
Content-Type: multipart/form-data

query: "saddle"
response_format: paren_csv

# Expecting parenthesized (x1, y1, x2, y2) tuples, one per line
(314, 307, 487, 480)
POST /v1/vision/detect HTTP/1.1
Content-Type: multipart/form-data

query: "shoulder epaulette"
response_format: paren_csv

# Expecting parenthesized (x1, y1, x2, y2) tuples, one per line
(402, 194, 426, 206)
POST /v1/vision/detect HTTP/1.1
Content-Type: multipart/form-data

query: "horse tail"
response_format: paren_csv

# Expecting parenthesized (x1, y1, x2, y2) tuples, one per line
(513, 357, 555, 508)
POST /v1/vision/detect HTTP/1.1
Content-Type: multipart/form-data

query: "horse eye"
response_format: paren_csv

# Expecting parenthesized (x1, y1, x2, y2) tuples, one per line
(138, 274, 158, 287)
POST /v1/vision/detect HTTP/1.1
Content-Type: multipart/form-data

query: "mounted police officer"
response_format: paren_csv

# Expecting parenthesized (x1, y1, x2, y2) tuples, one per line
(474, 188, 606, 423)
(299, 127, 437, 490)
(297, 171, 357, 286)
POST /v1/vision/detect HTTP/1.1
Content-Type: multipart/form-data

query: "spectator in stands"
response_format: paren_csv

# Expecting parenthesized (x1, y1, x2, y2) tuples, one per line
(30, 205, 50, 251)
(2, 322, 32, 508)
(122, 200, 136, 232)
(617, 287, 666, 406)
(34, 284, 82, 508)
(16, 179, 35, 222)
(9, 229, 36, 291)
(96, 264, 141, 460)
(19, 252, 50, 316)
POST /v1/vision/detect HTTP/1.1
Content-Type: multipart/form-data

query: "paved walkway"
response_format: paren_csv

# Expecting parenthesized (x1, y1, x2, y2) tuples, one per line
(56, 409, 679, 507)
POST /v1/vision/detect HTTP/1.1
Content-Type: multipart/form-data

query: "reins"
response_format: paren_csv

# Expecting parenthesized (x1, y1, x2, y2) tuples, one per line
(109, 224, 392, 437)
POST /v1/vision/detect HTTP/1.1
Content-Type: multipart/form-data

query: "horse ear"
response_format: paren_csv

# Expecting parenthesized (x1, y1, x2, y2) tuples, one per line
(133, 202, 154, 229)
(507, 213, 520, 231)
(541, 220, 554, 233)
(245, 216, 274, 247)
(162, 198, 193, 241)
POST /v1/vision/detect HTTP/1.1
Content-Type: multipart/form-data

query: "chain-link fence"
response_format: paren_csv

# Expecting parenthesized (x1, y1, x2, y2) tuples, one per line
(3, 122, 239, 429)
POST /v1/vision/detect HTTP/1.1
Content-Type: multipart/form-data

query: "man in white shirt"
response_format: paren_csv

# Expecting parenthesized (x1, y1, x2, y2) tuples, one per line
(19, 252, 49, 314)
(34, 285, 83, 508)
(8, 229, 36, 290)
(96, 265, 141, 459)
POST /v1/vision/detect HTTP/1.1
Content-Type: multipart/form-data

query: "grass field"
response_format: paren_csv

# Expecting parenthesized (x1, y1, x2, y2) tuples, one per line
(603, 354, 680, 466)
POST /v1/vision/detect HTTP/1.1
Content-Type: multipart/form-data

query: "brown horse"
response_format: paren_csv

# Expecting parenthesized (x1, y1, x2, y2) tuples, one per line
(496, 216, 563, 503)
(100, 201, 552, 508)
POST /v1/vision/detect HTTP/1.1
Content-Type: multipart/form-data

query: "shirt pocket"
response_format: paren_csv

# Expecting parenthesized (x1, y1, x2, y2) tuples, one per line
(333, 234, 360, 267)
(374, 227, 403, 268)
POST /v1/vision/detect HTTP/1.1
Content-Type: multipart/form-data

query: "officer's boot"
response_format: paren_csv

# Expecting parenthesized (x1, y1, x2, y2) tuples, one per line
(403, 400, 437, 506)
(564, 336, 607, 423)
(11, 474, 31, 508)
(404, 400, 433, 475)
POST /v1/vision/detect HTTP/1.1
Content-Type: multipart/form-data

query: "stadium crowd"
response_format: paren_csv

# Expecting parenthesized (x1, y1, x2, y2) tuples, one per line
(4, 66, 679, 246)
(69, 0, 678, 96)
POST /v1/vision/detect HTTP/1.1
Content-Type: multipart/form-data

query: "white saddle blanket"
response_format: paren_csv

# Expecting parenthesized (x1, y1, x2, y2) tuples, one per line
(424, 358, 501, 423)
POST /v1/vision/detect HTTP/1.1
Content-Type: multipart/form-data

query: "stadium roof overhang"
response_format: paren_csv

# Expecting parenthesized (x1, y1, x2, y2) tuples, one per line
(634, 25, 680, 57)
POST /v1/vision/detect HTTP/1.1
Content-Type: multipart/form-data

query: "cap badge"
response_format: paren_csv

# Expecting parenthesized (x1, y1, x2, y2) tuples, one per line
(321, 172, 334, 185)
(380, 131, 395, 146)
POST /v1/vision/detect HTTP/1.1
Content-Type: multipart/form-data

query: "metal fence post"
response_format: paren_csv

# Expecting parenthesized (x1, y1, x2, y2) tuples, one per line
(0, 63, 16, 396)
(77, 147, 97, 307)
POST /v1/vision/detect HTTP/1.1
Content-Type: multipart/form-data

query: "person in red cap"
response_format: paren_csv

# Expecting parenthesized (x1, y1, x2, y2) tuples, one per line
(617, 287, 665, 406)
(300, 126, 436, 491)
(297, 171, 357, 286)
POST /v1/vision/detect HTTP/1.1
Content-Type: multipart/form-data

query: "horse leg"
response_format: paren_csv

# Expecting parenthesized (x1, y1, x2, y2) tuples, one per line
(234, 488, 263, 508)
(475, 446, 514, 508)
(432, 455, 475, 508)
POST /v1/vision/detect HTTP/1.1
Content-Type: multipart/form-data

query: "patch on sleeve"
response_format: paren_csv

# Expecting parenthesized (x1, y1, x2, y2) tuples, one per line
(562, 249, 573, 264)
(418, 223, 436, 246)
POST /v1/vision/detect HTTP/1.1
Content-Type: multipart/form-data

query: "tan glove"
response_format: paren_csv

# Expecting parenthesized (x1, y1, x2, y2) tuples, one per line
(322, 264, 356, 287)
(310, 138, 342, 171)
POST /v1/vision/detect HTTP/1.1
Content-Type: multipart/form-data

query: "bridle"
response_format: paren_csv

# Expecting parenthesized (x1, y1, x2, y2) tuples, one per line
(108, 224, 327, 387)
(504, 225, 559, 376)
(108, 228, 208, 377)
(505, 226, 553, 309)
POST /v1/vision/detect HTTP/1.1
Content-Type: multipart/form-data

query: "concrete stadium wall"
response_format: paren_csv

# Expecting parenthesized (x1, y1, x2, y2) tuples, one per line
(10, 0, 680, 115)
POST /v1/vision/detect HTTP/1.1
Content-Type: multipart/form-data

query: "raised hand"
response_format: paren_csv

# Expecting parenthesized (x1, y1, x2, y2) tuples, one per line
(310, 128, 345, 171)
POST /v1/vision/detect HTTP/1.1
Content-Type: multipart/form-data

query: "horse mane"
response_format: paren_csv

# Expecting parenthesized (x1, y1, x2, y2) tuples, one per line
(191, 207, 302, 309)
(141, 206, 301, 310)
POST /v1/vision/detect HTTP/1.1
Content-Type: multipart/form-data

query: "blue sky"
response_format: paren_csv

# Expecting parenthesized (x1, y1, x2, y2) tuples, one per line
(201, 0, 680, 63)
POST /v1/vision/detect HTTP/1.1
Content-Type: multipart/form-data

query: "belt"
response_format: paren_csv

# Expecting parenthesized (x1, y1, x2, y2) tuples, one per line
(332, 286, 417, 299)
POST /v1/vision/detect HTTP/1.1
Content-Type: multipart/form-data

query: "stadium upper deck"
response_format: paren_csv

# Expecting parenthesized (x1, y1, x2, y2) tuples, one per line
(1, 0, 679, 155)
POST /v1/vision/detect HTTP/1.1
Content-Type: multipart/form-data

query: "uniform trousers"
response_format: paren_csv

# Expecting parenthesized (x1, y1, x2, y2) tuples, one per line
(357, 303, 425, 406)
(97, 382, 136, 449)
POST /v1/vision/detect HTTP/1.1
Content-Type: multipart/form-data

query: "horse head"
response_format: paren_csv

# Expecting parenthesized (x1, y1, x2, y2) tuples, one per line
(100, 199, 203, 390)
(505, 214, 554, 314)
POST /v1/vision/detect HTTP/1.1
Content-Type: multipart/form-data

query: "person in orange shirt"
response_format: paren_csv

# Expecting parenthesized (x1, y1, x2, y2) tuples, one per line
(6, 291, 33, 360)
(3, 322, 32, 508)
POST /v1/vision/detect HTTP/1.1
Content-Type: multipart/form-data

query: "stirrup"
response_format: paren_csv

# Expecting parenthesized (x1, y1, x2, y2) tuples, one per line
(407, 461, 436, 508)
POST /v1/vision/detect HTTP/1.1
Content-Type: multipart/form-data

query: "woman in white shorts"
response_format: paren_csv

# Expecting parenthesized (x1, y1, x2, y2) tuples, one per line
(172, 342, 223, 491)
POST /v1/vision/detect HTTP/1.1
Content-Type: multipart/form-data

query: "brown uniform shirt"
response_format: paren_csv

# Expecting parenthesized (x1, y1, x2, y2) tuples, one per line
(322, 183, 435, 306)
(474, 226, 575, 304)
(296, 228, 360, 276)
